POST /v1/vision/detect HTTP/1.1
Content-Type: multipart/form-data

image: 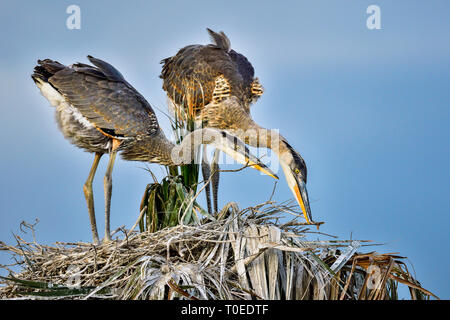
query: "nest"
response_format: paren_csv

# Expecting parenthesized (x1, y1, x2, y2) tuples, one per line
(0, 201, 436, 300)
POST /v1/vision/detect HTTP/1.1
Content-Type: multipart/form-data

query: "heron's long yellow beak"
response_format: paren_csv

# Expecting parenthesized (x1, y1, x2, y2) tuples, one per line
(247, 160, 279, 180)
(213, 133, 279, 180)
(291, 176, 314, 224)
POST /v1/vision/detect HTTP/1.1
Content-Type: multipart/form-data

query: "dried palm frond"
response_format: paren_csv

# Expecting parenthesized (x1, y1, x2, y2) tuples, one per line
(0, 201, 436, 300)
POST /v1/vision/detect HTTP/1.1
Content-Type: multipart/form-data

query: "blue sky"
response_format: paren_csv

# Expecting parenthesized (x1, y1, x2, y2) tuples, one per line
(0, 0, 448, 299)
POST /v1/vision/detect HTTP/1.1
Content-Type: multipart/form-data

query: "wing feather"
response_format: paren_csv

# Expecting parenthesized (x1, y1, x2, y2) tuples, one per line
(43, 57, 160, 138)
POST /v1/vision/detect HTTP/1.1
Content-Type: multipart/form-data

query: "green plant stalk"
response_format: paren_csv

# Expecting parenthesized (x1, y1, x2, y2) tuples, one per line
(138, 105, 205, 233)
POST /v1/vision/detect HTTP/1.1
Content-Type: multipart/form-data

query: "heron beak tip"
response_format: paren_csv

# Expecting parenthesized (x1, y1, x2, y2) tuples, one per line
(250, 163, 279, 180)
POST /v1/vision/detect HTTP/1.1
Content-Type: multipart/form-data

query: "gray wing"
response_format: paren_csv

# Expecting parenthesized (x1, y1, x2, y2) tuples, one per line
(39, 56, 160, 138)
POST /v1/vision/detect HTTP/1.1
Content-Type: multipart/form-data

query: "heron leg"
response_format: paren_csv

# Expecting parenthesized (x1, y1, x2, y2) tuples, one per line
(83, 152, 102, 245)
(201, 145, 212, 214)
(103, 148, 118, 243)
(211, 149, 221, 214)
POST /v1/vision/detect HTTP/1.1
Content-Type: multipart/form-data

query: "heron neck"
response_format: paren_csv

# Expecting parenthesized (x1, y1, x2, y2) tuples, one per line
(118, 131, 175, 165)
(156, 129, 211, 166)
(230, 122, 290, 155)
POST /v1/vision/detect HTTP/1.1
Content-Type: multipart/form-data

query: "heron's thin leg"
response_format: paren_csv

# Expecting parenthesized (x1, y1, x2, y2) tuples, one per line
(83, 152, 102, 245)
(103, 148, 117, 243)
(211, 149, 221, 214)
(201, 145, 212, 214)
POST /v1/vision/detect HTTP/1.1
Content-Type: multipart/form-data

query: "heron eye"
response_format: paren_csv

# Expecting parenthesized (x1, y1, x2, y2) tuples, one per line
(295, 168, 300, 174)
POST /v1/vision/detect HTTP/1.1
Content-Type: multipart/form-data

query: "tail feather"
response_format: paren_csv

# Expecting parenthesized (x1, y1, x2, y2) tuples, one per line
(207, 28, 231, 52)
(87, 55, 125, 82)
(31, 59, 65, 84)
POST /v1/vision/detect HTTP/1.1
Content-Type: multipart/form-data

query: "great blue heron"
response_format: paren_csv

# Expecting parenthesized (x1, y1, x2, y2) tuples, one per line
(32, 56, 278, 244)
(160, 29, 314, 224)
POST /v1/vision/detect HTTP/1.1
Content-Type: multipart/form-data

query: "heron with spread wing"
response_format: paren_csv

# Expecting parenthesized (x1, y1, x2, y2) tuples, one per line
(32, 56, 277, 244)
(161, 28, 314, 224)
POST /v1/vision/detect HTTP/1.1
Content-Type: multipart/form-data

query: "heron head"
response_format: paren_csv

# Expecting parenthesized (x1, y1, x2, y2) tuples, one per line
(279, 140, 313, 224)
(212, 129, 279, 180)
(172, 128, 279, 180)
